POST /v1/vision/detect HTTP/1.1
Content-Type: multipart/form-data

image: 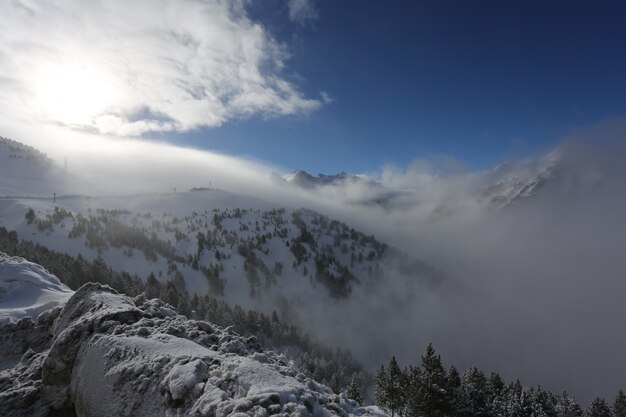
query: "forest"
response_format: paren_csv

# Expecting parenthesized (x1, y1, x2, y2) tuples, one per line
(375, 344, 625, 417)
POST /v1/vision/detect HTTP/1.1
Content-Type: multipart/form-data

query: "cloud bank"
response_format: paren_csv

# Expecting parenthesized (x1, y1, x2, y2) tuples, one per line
(0, 0, 322, 136)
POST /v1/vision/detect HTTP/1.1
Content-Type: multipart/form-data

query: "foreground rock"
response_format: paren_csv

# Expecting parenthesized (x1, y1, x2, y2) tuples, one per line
(0, 283, 385, 417)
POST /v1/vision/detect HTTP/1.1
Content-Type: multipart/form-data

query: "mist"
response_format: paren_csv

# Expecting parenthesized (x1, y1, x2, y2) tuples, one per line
(327, 137, 626, 404)
(5, 118, 626, 403)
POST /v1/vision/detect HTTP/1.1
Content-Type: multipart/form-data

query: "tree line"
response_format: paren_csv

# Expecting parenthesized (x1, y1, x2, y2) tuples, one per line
(376, 344, 626, 417)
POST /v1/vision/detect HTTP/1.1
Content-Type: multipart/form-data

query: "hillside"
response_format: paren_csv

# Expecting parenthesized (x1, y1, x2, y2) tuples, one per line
(3, 194, 440, 315)
(0, 137, 74, 198)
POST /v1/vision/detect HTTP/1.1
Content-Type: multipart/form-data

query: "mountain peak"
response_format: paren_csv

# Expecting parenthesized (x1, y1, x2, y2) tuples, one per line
(284, 169, 376, 189)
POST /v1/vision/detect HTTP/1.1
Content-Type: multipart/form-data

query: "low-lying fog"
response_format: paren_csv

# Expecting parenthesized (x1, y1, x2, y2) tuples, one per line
(6, 118, 626, 403)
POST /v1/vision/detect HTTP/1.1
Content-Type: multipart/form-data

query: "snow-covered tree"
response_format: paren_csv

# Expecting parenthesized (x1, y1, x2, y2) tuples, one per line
(614, 391, 626, 417)
(586, 397, 612, 417)
(376, 357, 405, 417)
(347, 378, 363, 404)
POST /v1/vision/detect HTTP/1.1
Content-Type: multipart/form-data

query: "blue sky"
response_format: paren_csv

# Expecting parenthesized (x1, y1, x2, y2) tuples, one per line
(170, 0, 626, 174)
(1, 0, 625, 175)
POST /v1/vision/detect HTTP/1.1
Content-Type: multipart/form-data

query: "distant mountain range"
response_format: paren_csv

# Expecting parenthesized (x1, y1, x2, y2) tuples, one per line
(283, 169, 378, 189)
(282, 152, 561, 211)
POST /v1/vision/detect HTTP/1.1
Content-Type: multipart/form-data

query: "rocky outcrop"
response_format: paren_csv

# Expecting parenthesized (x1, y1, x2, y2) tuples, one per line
(0, 283, 385, 417)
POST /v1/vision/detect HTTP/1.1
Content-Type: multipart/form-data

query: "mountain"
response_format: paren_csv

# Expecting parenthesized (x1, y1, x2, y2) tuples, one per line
(0, 140, 440, 312)
(3, 196, 440, 312)
(284, 170, 378, 189)
(480, 151, 561, 209)
(0, 257, 386, 417)
(282, 156, 565, 211)
(0, 137, 73, 198)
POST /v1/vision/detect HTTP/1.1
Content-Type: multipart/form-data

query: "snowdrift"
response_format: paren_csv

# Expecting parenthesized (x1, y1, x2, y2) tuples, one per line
(0, 252, 73, 324)
(0, 282, 386, 417)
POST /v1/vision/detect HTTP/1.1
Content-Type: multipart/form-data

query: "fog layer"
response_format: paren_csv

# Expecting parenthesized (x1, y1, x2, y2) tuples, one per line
(5, 119, 626, 403)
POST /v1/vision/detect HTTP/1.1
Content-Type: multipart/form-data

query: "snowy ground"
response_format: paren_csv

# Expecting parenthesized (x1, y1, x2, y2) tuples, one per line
(0, 252, 73, 324)
(0, 266, 387, 417)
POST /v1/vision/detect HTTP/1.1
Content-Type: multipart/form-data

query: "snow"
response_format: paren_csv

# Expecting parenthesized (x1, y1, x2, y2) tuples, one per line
(166, 358, 210, 400)
(0, 252, 73, 324)
(0, 280, 386, 417)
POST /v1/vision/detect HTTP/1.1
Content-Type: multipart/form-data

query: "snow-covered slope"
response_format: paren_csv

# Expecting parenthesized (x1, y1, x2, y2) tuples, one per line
(0, 281, 386, 417)
(0, 252, 73, 324)
(0, 136, 74, 198)
(480, 151, 560, 208)
(3, 196, 438, 308)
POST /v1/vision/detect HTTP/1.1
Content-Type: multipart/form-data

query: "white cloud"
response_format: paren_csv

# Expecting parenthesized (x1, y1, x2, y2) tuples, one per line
(288, 0, 318, 25)
(0, 0, 322, 136)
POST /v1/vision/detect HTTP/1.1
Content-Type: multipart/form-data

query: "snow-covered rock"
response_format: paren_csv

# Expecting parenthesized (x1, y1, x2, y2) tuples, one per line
(0, 252, 73, 324)
(0, 282, 385, 417)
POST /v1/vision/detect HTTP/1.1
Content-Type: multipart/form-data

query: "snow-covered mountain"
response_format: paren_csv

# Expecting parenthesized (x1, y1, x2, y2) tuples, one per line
(284, 170, 377, 189)
(0, 137, 74, 198)
(282, 155, 564, 211)
(479, 151, 561, 209)
(0, 257, 386, 417)
(2, 195, 439, 313)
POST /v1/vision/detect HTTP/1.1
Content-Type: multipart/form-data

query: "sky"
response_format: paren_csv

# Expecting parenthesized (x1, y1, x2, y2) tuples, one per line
(1, 1, 626, 175)
(193, 0, 626, 173)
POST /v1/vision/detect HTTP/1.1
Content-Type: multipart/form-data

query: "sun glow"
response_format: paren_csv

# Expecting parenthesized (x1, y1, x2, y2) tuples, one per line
(35, 63, 117, 127)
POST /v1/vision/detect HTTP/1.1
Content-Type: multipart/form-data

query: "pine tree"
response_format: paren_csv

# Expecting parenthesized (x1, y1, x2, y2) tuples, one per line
(330, 374, 341, 394)
(446, 365, 462, 417)
(404, 365, 423, 417)
(458, 367, 488, 417)
(347, 378, 363, 404)
(376, 365, 389, 412)
(419, 343, 449, 417)
(614, 390, 626, 417)
(25, 207, 35, 224)
(376, 357, 405, 417)
(555, 392, 583, 417)
(487, 372, 504, 401)
(586, 397, 612, 417)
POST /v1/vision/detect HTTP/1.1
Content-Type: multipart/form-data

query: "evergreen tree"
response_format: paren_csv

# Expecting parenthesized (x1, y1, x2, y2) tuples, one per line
(458, 367, 488, 417)
(404, 365, 423, 417)
(487, 372, 505, 401)
(446, 365, 462, 417)
(376, 357, 405, 417)
(25, 207, 35, 224)
(330, 374, 341, 394)
(347, 378, 363, 404)
(555, 391, 583, 417)
(614, 391, 626, 417)
(376, 365, 389, 411)
(419, 343, 450, 417)
(586, 397, 612, 417)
